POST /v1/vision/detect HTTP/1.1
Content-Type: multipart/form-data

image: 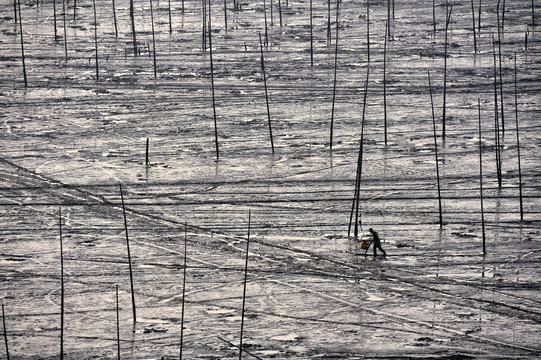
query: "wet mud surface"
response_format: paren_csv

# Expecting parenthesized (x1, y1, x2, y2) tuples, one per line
(1, 0, 541, 358)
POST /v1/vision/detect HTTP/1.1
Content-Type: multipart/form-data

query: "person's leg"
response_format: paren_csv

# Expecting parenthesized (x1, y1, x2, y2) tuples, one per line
(373, 243, 377, 257)
(377, 244, 387, 256)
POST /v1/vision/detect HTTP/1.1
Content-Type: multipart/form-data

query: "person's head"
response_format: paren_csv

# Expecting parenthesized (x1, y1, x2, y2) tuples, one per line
(369, 228, 373, 233)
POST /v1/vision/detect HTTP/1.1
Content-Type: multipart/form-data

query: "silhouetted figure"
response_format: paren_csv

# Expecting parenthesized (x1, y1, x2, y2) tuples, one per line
(369, 228, 386, 257)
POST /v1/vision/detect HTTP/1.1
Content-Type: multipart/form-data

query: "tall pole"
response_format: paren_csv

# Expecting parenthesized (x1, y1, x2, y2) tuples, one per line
(209, 0, 219, 159)
(116, 285, 120, 360)
(383, 20, 388, 145)
(17, 0, 27, 87)
(130, 0, 137, 56)
(2, 304, 10, 360)
(59, 208, 64, 360)
(478, 99, 486, 255)
(120, 184, 136, 324)
(239, 211, 251, 359)
(428, 71, 443, 227)
(329, 0, 340, 150)
(150, 0, 157, 78)
(179, 223, 188, 360)
(514, 54, 523, 221)
(310, 0, 313, 66)
(442, 2, 452, 139)
(92, 0, 99, 81)
(259, 33, 274, 154)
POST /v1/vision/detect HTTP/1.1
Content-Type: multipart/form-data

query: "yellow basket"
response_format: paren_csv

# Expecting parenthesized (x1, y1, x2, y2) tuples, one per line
(360, 241, 370, 249)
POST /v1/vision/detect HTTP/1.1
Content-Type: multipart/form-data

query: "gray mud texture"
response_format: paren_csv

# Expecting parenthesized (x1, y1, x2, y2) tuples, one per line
(1, 0, 540, 359)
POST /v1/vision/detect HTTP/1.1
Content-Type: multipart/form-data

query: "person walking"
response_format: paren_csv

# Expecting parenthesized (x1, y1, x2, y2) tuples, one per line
(369, 228, 386, 257)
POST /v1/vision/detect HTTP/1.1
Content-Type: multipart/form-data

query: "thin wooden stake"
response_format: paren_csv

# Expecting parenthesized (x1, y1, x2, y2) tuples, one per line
(59, 208, 64, 360)
(492, 34, 502, 188)
(263, 0, 269, 46)
(92, 0, 99, 81)
(2, 303, 9, 360)
(17, 0, 27, 87)
(532, 0, 535, 27)
(116, 285, 120, 360)
(329, 0, 340, 149)
(310, 0, 313, 66)
(432, 0, 436, 36)
(366, 0, 370, 64)
(168, 0, 172, 33)
(384, 20, 388, 145)
(13, 0, 17, 22)
(497, 1, 505, 133)
(150, 0, 157, 78)
(259, 33, 274, 154)
(239, 211, 251, 359)
(327, 0, 331, 44)
(278, 0, 282, 27)
(470, 0, 477, 53)
(145, 137, 149, 165)
(390, 0, 394, 38)
(54, 0, 58, 39)
(209, 1, 219, 159)
(112, 0, 118, 37)
(62, 0, 69, 60)
(73, 0, 77, 19)
(224, 0, 228, 31)
(130, 0, 137, 56)
(478, 99, 486, 255)
(514, 53, 523, 221)
(428, 70, 443, 227)
(478, 0, 482, 37)
(179, 223, 188, 360)
(120, 184, 136, 324)
(353, 70, 369, 237)
(442, 2, 452, 139)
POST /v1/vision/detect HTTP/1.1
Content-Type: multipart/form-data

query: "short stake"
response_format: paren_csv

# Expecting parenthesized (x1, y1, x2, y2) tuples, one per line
(239, 211, 251, 359)
(120, 184, 136, 324)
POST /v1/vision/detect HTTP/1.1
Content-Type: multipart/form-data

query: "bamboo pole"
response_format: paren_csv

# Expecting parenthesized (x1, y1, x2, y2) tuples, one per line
(270, 0, 274, 27)
(492, 35, 502, 188)
(497, 1, 505, 133)
(13, 0, 17, 23)
(432, 0, 436, 36)
(73, 0, 77, 19)
(259, 33, 274, 154)
(366, 0, 370, 64)
(17, 0, 27, 87)
(59, 208, 64, 360)
(2, 303, 9, 360)
(353, 71, 369, 237)
(62, 0, 67, 58)
(179, 223, 188, 360)
(130, 0, 137, 56)
(239, 211, 251, 360)
(209, 1, 219, 159)
(116, 285, 120, 360)
(390, 0, 393, 38)
(119, 184, 136, 324)
(428, 71, 443, 227)
(145, 138, 149, 165)
(92, 0, 99, 81)
(478, 99, 486, 255)
(502, 0, 506, 32)
(442, 2, 452, 139)
(168, 0, 172, 33)
(327, 0, 331, 44)
(112, 0, 118, 37)
(514, 53, 523, 221)
(329, 0, 340, 150)
(263, 0, 269, 46)
(470, 0, 477, 53)
(533, 0, 535, 27)
(384, 20, 388, 145)
(224, 0, 228, 31)
(150, 0, 157, 78)
(478, 0, 482, 38)
(54, 0, 57, 39)
(310, 0, 313, 66)
(202, 0, 207, 51)
(278, 0, 282, 27)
